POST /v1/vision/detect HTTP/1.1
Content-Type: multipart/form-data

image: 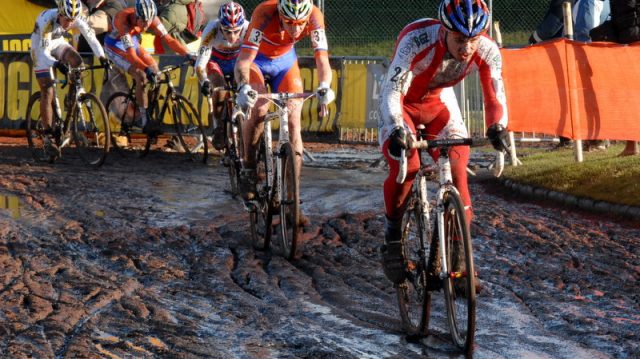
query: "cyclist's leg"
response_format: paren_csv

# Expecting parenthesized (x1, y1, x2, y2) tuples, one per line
(239, 62, 268, 199)
(137, 48, 159, 132)
(207, 60, 228, 149)
(380, 113, 419, 283)
(273, 59, 304, 170)
(422, 88, 473, 227)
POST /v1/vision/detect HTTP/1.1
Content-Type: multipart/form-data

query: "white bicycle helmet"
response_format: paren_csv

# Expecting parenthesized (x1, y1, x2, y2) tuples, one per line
(58, 0, 82, 19)
(135, 0, 157, 22)
(277, 0, 312, 21)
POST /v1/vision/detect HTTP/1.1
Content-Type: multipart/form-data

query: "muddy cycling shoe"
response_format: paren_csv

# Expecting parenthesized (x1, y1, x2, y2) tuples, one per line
(239, 169, 257, 201)
(43, 136, 61, 160)
(380, 241, 406, 284)
(212, 127, 225, 151)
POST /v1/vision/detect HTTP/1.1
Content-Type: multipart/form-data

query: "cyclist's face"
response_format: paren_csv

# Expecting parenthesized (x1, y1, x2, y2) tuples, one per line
(221, 27, 242, 43)
(445, 31, 482, 62)
(136, 18, 152, 30)
(59, 15, 76, 30)
(281, 18, 307, 38)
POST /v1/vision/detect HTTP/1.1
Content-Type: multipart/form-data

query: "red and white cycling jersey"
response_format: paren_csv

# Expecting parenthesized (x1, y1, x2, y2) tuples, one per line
(30, 9, 104, 71)
(378, 19, 508, 145)
(194, 19, 248, 68)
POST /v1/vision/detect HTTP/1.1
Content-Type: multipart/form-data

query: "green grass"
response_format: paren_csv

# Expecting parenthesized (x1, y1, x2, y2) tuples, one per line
(503, 144, 640, 206)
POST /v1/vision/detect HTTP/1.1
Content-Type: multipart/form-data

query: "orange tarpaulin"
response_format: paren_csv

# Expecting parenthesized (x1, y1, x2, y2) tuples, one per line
(501, 38, 640, 141)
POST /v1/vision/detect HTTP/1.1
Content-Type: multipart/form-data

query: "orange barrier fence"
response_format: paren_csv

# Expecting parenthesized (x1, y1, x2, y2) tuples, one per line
(501, 38, 640, 141)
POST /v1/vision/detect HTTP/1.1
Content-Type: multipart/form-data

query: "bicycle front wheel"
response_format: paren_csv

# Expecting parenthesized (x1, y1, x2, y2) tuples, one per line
(172, 94, 208, 164)
(441, 190, 476, 354)
(224, 102, 242, 196)
(249, 135, 273, 250)
(25, 92, 50, 162)
(396, 187, 432, 337)
(72, 93, 110, 167)
(277, 143, 300, 260)
(105, 91, 145, 159)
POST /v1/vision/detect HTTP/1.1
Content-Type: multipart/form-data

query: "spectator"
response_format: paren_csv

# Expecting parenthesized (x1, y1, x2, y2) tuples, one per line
(154, 0, 203, 54)
(590, 0, 640, 156)
(77, 0, 126, 53)
(530, 0, 578, 44)
(574, 0, 610, 41)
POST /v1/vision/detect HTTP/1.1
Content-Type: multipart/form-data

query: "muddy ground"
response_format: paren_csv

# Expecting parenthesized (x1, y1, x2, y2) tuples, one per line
(0, 139, 638, 358)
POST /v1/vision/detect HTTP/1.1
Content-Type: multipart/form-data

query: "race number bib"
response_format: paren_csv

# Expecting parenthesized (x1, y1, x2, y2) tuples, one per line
(121, 34, 134, 49)
(247, 28, 263, 46)
(311, 29, 327, 49)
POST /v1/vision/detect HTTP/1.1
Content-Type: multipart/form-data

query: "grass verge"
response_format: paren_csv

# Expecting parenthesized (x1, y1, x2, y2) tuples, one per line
(502, 143, 640, 207)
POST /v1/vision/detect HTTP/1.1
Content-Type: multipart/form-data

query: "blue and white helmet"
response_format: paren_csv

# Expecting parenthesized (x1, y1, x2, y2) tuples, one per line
(438, 0, 490, 37)
(135, 0, 157, 22)
(218, 2, 246, 29)
(58, 0, 82, 19)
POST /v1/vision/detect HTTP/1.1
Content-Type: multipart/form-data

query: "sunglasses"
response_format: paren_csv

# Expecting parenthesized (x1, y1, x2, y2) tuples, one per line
(282, 18, 307, 26)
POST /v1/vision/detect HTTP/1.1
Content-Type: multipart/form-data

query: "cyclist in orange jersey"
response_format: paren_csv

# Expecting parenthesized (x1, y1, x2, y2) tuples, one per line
(104, 0, 191, 132)
(234, 0, 335, 200)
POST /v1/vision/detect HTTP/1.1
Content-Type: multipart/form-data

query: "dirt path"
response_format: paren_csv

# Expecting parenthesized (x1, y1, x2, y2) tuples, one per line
(0, 142, 638, 358)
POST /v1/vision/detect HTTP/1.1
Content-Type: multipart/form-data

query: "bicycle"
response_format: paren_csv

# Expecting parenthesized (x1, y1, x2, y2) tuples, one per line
(394, 127, 502, 354)
(242, 90, 327, 259)
(105, 60, 208, 163)
(25, 64, 111, 167)
(207, 76, 244, 196)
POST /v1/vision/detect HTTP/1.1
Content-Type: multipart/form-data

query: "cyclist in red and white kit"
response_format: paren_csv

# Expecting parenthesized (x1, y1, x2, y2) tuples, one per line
(194, 1, 248, 150)
(379, 0, 510, 284)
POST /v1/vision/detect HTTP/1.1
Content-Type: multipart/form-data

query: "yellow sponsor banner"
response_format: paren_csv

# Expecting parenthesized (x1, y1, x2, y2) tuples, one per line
(0, 53, 383, 136)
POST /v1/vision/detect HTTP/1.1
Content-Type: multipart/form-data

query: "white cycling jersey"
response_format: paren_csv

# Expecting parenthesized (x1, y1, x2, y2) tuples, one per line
(378, 19, 508, 145)
(194, 19, 248, 83)
(30, 9, 105, 72)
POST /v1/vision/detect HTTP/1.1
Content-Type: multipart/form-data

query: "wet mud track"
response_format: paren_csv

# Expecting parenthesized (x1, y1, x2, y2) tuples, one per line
(0, 143, 638, 358)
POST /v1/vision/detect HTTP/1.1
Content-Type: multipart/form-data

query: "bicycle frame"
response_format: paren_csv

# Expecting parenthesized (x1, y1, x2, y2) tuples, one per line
(256, 92, 316, 207)
(398, 137, 472, 279)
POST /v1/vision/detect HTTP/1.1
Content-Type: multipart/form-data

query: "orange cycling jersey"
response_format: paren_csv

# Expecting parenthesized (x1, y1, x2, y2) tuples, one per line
(106, 8, 187, 71)
(240, 0, 328, 59)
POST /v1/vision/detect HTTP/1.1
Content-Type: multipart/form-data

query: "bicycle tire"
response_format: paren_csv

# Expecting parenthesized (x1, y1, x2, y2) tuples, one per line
(25, 92, 51, 163)
(224, 101, 241, 196)
(104, 91, 145, 159)
(72, 92, 110, 167)
(441, 189, 476, 354)
(277, 142, 300, 260)
(171, 94, 209, 164)
(249, 135, 273, 251)
(396, 181, 432, 337)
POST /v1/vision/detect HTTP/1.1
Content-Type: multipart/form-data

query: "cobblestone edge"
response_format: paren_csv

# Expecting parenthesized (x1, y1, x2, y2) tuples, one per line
(500, 178, 640, 221)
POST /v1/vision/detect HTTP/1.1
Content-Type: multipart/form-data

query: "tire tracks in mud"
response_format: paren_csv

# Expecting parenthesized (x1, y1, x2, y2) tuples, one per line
(0, 145, 638, 358)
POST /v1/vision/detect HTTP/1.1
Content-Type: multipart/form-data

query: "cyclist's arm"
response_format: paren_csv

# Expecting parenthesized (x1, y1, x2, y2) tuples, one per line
(234, 48, 256, 87)
(477, 39, 508, 129)
(31, 11, 58, 69)
(150, 17, 189, 56)
(378, 34, 415, 142)
(194, 21, 216, 85)
(74, 18, 106, 58)
(112, 11, 149, 71)
(308, 8, 331, 86)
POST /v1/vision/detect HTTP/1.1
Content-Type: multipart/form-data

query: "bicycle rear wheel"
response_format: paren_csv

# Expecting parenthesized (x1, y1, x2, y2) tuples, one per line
(249, 135, 273, 250)
(277, 143, 300, 260)
(441, 190, 476, 354)
(105, 91, 145, 159)
(72, 93, 110, 167)
(25, 92, 51, 162)
(396, 181, 432, 337)
(172, 94, 208, 164)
